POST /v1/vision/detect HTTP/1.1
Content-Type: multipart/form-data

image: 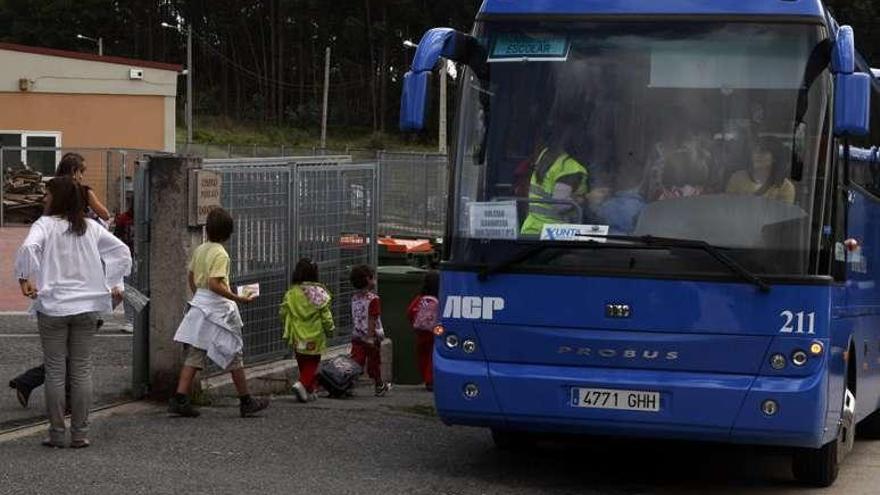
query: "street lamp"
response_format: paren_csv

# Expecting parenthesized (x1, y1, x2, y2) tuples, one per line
(403, 40, 449, 154)
(76, 34, 103, 56)
(162, 21, 193, 148)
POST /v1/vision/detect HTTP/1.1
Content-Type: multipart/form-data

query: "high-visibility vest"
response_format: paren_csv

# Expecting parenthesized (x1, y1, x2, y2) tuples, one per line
(520, 151, 588, 235)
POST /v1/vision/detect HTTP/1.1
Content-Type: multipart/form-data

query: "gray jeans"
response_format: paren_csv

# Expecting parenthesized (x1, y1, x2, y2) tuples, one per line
(37, 312, 98, 443)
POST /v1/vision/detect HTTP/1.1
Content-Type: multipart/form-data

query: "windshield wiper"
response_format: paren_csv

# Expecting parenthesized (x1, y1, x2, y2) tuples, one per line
(611, 235, 771, 293)
(477, 235, 770, 293)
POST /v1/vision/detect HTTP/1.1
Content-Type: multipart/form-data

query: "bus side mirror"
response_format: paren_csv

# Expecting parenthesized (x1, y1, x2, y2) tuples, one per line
(834, 73, 871, 136)
(400, 72, 432, 131)
(831, 26, 855, 74)
(832, 26, 871, 137)
(400, 27, 480, 131)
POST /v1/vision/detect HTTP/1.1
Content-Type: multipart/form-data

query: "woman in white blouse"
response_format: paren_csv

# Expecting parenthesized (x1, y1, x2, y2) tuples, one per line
(15, 176, 131, 448)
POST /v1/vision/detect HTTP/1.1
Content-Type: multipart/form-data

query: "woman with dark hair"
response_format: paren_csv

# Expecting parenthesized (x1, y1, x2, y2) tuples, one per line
(8, 153, 114, 408)
(726, 137, 796, 204)
(279, 258, 335, 402)
(14, 176, 131, 448)
(56, 152, 111, 223)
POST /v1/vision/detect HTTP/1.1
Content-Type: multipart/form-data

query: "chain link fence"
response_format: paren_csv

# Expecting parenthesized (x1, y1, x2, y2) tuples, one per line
(204, 156, 378, 363)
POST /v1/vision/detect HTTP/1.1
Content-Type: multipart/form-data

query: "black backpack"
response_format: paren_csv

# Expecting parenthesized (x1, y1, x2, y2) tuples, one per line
(318, 355, 363, 398)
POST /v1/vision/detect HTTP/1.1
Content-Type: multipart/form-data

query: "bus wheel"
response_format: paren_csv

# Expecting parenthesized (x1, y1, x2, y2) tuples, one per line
(792, 384, 855, 487)
(792, 441, 838, 487)
(490, 429, 534, 451)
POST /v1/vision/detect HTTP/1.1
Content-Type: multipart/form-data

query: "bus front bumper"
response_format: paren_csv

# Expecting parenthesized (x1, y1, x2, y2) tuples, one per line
(433, 353, 829, 448)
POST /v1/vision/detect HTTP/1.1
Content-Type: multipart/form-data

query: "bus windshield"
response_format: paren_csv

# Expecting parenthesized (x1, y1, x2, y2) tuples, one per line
(451, 21, 832, 278)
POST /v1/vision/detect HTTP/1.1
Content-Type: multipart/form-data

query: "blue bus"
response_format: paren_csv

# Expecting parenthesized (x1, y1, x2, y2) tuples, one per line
(400, 0, 880, 487)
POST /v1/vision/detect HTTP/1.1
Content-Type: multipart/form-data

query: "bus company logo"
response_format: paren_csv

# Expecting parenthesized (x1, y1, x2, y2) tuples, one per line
(443, 296, 505, 320)
(557, 346, 680, 361)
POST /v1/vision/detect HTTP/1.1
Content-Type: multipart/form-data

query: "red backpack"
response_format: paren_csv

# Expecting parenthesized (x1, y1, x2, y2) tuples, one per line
(407, 295, 440, 332)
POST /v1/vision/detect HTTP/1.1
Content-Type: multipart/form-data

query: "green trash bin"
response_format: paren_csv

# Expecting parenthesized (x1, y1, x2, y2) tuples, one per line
(378, 265, 429, 385)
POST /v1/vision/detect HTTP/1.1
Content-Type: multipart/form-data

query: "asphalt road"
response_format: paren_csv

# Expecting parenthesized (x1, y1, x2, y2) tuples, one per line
(2, 385, 880, 495)
(0, 313, 133, 428)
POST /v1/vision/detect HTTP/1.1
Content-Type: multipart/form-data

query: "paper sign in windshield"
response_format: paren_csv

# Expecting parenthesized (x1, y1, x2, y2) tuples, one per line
(490, 34, 570, 62)
(541, 224, 610, 242)
(468, 201, 518, 240)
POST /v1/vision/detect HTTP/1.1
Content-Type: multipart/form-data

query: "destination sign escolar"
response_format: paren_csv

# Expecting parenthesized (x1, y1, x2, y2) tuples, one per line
(490, 34, 570, 62)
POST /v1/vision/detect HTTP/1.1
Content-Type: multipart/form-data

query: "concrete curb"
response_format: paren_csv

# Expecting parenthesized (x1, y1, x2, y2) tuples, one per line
(200, 339, 393, 398)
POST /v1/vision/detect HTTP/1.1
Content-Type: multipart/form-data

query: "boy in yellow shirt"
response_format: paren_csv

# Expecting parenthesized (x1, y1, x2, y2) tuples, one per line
(169, 207, 269, 418)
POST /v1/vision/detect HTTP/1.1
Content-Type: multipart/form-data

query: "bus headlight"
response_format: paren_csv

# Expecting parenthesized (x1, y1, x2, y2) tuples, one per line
(809, 342, 824, 356)
(792, 350, 808, 367)
(462, 339, 477, 354)
(770, 353, 787, 370)
(445, 334, 460, 349)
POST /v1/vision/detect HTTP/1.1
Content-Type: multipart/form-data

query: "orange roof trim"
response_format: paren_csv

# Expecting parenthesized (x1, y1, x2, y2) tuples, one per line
(0, 42, 182, 72)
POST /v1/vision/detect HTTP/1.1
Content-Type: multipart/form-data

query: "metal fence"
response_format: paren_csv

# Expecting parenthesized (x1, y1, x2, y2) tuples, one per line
(377, 151, 448, 239)
(0, 146, 160, 227)
(204, 156, 378, 363)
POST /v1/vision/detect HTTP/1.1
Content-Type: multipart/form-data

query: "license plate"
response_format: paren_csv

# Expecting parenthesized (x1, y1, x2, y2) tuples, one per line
(571, 387, 660, 412)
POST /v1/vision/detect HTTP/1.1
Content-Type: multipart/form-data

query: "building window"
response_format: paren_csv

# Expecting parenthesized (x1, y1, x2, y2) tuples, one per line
(0, 131, 62, 176)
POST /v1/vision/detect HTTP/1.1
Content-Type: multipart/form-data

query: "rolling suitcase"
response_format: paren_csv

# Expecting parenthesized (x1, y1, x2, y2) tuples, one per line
(318, 355, 363, 398)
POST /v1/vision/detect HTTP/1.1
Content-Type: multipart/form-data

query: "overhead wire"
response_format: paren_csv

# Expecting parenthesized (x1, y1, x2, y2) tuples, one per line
(186, 30, 369, 91)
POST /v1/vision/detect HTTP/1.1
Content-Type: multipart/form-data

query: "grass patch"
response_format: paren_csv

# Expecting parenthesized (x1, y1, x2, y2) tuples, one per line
(180, 116, 437, 152)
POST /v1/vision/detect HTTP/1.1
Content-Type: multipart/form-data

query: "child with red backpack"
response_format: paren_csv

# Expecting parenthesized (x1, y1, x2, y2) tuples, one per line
(406, 271, 440, 391)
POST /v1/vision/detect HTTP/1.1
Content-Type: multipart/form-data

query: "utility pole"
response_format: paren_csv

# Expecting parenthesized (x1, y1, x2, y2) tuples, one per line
(321, 46, 331, 150)
(186, 24, 193, 148)
(162, 22, 194, 151)
(438, 60, 447, 155)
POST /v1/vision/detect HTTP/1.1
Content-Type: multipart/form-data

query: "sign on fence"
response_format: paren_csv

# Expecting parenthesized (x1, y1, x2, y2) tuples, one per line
(189, 169, 222, 226)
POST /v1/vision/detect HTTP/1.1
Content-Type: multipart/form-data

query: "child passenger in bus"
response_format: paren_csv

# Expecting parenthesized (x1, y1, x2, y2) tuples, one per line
(656, 150, 710, 200)
(597, 158, 647, 235)
(725, 137, 795, 204)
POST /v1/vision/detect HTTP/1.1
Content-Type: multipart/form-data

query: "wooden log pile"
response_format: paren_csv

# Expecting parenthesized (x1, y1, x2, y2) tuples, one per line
(3, 167, 46, 224)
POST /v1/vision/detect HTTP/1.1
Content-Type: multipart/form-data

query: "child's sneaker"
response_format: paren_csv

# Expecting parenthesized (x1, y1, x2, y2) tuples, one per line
(309, 392, 318, 402)
(168, 394, 200, 418)
(292, 381, 309, 403)
(374, 382, 392, 397)
(240, 396, 270, 417)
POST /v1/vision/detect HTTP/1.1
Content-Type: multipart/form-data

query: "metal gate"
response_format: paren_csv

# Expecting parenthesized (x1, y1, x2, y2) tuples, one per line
(204, 157, 378, 363)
